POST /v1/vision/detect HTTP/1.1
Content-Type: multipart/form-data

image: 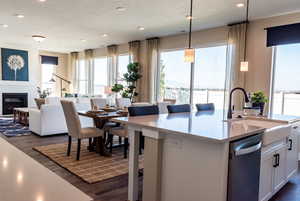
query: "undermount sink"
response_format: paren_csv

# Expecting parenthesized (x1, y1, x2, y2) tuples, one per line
(229, 118, 291, 146)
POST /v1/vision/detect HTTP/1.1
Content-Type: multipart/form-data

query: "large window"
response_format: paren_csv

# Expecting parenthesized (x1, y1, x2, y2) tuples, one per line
(118, 54, 130, 83)
(94, 57, 108, 96)
(271, 44, 300, 116)
(41, 64, 55, 94)
(77, 60, 88, 95)
(159, 45, 227, 107)
(160, 50, 191, 104)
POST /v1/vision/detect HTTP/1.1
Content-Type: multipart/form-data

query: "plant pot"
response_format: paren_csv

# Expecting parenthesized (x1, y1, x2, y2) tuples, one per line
(252, 102, 265, 115)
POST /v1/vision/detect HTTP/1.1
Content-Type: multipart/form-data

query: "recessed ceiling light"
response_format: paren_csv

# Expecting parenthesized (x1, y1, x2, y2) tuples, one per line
(32, 35, 46, 42)
(137, 26, 145, 31)
(81, 39, 87, 42)
(102, 34, 108, 37)
(1, 24, 8, 28)
(38, 0, 47, 2)
(15, 14, 25, 18)
(236, 3, 245, 7)
(116, 7, 126, 11)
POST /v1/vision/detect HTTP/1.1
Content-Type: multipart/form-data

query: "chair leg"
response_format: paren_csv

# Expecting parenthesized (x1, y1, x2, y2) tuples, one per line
(124, 138, 129, 159)
(88, 138, 92, 152)
(109, 134, 113, 153)
(67, 136, 72, 156)
(77, 139, 81, 160)
(119, 136, 122, 144)
(139, 133, 144, 155)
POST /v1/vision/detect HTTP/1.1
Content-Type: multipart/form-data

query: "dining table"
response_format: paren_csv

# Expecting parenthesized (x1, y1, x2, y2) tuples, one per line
(78, 110, 128, 156)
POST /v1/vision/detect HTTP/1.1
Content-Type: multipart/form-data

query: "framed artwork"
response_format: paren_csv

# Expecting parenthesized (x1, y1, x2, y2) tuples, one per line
(1, 48, 29, 81)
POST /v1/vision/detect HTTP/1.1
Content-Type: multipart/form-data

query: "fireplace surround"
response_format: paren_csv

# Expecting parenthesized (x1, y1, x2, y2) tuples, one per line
(2, 93, 28, 115)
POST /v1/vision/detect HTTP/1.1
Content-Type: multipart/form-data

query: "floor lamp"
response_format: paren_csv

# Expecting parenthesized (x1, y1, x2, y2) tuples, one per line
(49, 73, 71, 97)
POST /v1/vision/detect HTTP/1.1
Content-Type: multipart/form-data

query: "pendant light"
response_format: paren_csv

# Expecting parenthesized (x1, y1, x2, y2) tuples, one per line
(240, 0, 250, 72)
(184, 0, 195, 63)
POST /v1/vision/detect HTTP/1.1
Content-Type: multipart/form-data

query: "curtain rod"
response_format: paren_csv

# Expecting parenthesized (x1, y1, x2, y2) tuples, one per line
(228, 20, 249, 27)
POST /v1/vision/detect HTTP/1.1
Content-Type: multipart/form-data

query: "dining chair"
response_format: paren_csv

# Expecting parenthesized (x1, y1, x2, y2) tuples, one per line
(90, 98, 107, 110)
(196, 103, 215, 111)
(116, 98, 131, 109)
(128, 105, 159, 154)
(108, 127, 129, 158)
(61, 100, 104, 160)
(167, 104, 191, 113)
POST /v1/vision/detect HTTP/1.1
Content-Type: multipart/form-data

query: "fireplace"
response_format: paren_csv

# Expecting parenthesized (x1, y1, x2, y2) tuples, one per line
(2, 93, 28, 115)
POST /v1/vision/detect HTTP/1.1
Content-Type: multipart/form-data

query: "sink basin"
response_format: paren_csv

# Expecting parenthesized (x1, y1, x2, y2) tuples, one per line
(229, 119, 291, 146)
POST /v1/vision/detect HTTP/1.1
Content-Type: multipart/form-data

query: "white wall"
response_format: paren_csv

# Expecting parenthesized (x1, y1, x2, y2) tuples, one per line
(0, 44, 40, 114)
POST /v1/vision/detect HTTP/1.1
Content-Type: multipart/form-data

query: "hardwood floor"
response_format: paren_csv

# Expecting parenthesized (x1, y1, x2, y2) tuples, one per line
(1, 133, 300, 201)
(1, 134, 142, 201)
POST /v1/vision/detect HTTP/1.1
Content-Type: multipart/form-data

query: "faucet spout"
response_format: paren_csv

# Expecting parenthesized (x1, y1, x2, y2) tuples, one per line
(227, 87, 249, 119)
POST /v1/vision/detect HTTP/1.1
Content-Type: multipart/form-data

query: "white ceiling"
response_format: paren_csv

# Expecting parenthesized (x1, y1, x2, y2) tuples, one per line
(0, 0, 299, 53)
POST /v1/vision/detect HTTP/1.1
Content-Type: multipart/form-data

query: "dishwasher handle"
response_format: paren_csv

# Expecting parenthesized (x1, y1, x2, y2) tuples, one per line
(235, 142, 262, 156)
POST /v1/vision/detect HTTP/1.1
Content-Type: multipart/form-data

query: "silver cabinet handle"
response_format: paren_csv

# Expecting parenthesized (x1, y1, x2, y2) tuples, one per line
(235, 142, 262, 156)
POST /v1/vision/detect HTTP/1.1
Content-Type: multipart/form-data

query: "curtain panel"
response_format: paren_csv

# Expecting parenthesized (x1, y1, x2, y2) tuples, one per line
(144, 37, 160, 103)
(84, 49, 94, 95)
(224, 23, 247, 112)
(129, 40, 141, 101)
(70, 52, 79, 93)
(107, 45, 118, 87)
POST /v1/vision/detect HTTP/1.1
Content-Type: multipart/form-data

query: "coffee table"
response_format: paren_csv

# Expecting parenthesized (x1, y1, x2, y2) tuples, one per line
(13, 108, 29, 126)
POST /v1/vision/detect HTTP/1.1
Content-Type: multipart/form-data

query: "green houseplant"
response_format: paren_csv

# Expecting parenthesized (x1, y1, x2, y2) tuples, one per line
(251, 91, 268, 115)
(111, 62, 142, 102)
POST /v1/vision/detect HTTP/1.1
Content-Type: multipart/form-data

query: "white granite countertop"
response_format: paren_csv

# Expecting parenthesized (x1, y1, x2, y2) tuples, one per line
(113, 110, 269, 143)
(0, 138, 92, 201)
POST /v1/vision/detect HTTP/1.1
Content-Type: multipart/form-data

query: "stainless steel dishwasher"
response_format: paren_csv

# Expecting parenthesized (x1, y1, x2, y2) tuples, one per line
(227, 133, 263, 201)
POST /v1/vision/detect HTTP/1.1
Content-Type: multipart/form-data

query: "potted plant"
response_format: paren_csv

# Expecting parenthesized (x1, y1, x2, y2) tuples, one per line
(37, 87, 51, 98)
(251, 91, 268, 115)
(111, 62, 142, 102)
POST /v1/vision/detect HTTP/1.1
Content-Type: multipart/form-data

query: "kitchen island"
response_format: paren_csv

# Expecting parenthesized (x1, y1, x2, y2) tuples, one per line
(113, 110, 298, 201)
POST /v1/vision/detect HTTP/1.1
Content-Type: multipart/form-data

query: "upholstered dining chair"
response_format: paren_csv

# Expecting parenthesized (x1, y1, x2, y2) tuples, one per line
(108, 127, 129, 158)
(61, 100, 104, 160)
(128, 105, 159, 154)
(167, 104, 191, 113)
(196, 103, 215, 112)
(116, 98, 131, 109)
(90, 98, 107, 110)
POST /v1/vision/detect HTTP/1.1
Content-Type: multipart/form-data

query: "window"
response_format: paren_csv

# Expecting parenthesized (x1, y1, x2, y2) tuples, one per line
(94, 57, 108, 96)
(77, 60, 88, 95)
(159, 45, 227, 107)
(160, 50, 191, 104)
(118, 54, 130, 84)
(271, 44, 300, 116)
(41, 64, 55, 93)
(193, 46, 227, 109)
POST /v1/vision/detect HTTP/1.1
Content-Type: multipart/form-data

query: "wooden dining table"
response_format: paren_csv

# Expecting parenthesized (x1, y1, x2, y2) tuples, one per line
(78, 110, 128, 156)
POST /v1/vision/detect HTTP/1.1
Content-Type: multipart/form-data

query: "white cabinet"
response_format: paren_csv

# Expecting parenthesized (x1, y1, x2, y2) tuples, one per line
(286, 130, 298, 180)
(259, 130, 299, 201)
(259, 141, 286, 201)
(273, 144, 287, 192)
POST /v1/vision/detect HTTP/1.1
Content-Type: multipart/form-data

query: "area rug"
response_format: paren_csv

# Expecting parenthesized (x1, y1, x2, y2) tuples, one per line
(34, 141, 143, 184)
(0, 118, 31, 137)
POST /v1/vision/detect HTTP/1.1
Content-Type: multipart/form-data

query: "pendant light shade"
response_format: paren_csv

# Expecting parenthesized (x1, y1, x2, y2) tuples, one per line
(184, 48, 195, 63)
(240, 0, 250, 72)
(184, 0, 194, 63)
(240, 61, 249, 72)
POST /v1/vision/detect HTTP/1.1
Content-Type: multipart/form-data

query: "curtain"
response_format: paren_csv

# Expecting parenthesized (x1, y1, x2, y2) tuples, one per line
(129, 40, 141, 102)
(107, 45, 118, 87)
(129, 40, 140, 63)
(224, 23, 247, 114)
(84, 49, 94, 95)
(144, 37, 160, 103)
(70, 52, 79, 94)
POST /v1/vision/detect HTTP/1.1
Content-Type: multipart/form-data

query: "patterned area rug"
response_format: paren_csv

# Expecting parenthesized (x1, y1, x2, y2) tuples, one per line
(34, 141, 143, 184)
(0, 118, 31, 137)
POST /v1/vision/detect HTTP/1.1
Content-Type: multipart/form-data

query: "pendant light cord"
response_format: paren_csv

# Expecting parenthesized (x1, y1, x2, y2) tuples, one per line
(188, 0, 193, 49)
(244, 0, 249, 60)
